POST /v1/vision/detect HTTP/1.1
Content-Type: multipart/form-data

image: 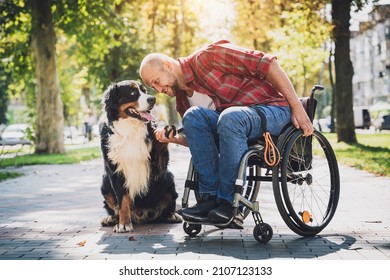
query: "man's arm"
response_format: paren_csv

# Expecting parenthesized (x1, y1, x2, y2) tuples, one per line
(265, 59, 314, 136)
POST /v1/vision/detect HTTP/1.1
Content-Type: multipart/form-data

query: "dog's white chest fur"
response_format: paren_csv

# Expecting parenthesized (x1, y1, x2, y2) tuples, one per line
(107, 118, 152, 199)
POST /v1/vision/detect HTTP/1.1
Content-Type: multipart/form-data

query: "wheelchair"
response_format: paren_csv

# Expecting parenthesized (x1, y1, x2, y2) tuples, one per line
(180, 85, 340, 243)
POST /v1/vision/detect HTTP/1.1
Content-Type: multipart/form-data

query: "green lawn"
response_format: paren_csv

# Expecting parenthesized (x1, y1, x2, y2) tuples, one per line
(324, 133, 390, 177)
(0, 145, 101, 181)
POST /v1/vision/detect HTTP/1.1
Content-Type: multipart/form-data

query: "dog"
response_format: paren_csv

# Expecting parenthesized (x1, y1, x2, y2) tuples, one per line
(99, 80, 182, 233)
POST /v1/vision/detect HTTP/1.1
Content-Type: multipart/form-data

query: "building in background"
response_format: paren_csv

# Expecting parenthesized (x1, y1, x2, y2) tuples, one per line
(350, 4, 390, 107)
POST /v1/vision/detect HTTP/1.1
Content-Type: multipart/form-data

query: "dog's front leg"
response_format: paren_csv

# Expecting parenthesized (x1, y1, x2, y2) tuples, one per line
(114, 193, 133, 233)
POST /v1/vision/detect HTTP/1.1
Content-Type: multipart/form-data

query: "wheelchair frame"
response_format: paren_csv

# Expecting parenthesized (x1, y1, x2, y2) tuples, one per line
(181, 85, 340, 243)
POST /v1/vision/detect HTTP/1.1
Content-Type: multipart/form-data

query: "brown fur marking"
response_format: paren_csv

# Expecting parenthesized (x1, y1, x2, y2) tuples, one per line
(104, 193, 117, 212)
(119, 194, 132, 226)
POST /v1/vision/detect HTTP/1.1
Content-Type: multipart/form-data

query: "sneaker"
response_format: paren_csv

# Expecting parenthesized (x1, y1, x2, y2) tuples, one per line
(207, 200, 237, 223)
(181, 196, 217, 220)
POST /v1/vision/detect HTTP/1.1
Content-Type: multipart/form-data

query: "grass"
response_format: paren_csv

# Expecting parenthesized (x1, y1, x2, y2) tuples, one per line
(1, 146, 101, 166)
(0, 145, 101, 182)
(0, 171, 24, 181)
(324, 133, 390, 177)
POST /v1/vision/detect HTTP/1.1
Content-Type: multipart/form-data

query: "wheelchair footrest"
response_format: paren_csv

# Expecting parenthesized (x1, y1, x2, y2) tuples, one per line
(182, 212, 244, 230)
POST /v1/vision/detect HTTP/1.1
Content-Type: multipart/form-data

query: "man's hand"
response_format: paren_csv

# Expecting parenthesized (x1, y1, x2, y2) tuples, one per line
(154, 126, 188, 146)
(291, 109, 314, 137)
(154, 127, 174, 143)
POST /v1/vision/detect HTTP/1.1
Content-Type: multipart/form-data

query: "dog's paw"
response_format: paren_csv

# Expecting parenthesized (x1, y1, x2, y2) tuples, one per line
(164, 125, 177, 138)
(101, 215, 118, 227)
(113, 223, 133, 233)
(167, 212, 183, 223)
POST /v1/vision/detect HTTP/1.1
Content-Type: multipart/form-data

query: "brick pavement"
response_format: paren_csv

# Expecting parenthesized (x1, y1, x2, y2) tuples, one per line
(0, 144, 389, 261)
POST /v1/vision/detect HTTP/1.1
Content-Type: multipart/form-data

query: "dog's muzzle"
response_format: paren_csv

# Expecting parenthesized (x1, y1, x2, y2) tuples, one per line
(124, 107, 154, 123)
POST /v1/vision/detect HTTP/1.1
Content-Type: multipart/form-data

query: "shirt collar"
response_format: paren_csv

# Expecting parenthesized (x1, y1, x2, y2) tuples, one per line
(178, 57, 194, 84)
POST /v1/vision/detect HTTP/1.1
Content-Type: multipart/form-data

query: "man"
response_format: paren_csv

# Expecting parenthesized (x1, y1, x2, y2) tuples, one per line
(139, 40, 313, 225)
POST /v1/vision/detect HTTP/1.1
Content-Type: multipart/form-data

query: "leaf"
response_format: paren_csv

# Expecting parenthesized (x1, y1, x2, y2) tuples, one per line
(76, 240, 87, 247)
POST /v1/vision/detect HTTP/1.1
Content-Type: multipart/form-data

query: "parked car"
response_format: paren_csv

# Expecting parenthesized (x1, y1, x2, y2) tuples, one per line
(0, 124, 32, 145)
(353, 107, 371, 129)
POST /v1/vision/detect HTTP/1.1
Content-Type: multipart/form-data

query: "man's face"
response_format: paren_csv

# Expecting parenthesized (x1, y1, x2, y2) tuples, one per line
(142, 64, 179, 97)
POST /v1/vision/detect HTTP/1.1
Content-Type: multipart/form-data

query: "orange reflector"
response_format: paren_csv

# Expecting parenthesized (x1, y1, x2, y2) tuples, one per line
(302, 211, 311, 224)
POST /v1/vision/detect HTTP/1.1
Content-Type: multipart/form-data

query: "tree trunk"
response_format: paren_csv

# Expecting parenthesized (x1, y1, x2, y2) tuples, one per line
(105, 2, 123, 82)
(328, 43, 336, 133)
(31, 0, 65, 153)
(332, 0, 357, 143)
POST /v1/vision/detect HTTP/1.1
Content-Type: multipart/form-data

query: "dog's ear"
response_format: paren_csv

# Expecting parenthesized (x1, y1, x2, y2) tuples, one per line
(102, 84, 119, 124)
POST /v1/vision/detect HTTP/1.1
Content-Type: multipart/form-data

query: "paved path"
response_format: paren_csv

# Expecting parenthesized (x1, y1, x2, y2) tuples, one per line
(0, 144, 389, 261)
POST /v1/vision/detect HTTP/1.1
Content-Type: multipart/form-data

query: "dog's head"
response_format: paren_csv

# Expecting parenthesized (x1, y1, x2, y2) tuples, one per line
(102, 80, 156, 124)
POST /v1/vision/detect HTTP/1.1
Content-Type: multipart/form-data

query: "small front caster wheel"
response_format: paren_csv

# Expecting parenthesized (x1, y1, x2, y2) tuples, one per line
(253, 223, 273, 243)
(183, 222, 202, 237)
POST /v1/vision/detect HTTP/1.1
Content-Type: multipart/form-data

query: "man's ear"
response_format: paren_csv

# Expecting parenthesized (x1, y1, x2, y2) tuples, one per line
(162, 60, 172, 72)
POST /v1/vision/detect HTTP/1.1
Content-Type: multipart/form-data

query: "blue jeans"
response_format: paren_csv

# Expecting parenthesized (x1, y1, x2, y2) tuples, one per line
(182, 105, 291, 204)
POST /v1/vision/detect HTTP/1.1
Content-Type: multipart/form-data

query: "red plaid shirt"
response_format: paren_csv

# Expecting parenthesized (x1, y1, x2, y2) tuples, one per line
(175, 40, 289, 117)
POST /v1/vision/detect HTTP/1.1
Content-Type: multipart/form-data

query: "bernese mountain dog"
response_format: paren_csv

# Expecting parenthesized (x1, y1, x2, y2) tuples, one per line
(99, 80, 182, 233)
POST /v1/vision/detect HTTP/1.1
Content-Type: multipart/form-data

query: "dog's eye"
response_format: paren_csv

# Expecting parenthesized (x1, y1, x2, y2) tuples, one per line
(140, 85, 147, 93)
(131, 91, 140, 98)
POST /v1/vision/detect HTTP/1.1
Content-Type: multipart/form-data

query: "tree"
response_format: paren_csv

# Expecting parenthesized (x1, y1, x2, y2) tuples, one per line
(331, 0, 378, 143)
(0, 65, 10, 124)
(31, 0, 65, 153)
(331, 0, 357, 143)
(0, 0, 33, 125)
(1, 0, 134, 148)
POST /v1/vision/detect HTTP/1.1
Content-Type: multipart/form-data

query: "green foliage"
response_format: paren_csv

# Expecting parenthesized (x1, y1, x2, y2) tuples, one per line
(0, 171, 23, 182)
(268, 2, 331, 95)
(232, 0, 331, 96)
(0, 0, 34, 124)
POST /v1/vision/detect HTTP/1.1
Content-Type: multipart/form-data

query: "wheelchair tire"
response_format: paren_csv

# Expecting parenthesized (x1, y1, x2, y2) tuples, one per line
(183, 222, 202, 237)
(273, 129, 340, 236)
(253, 223, 273, 244)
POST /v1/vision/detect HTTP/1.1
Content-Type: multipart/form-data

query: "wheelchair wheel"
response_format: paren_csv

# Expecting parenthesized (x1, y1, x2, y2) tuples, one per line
(273, 129, 340, 236)
(253, 223, 273, 244)
(183, 222, 202, 237)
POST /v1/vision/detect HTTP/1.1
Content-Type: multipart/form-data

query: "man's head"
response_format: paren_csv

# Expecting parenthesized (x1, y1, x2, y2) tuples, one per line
(139, 53, 181, 97)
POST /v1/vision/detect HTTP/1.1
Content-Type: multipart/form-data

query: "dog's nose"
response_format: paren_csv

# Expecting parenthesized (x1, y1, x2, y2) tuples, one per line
(147, 96, 156, 105)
